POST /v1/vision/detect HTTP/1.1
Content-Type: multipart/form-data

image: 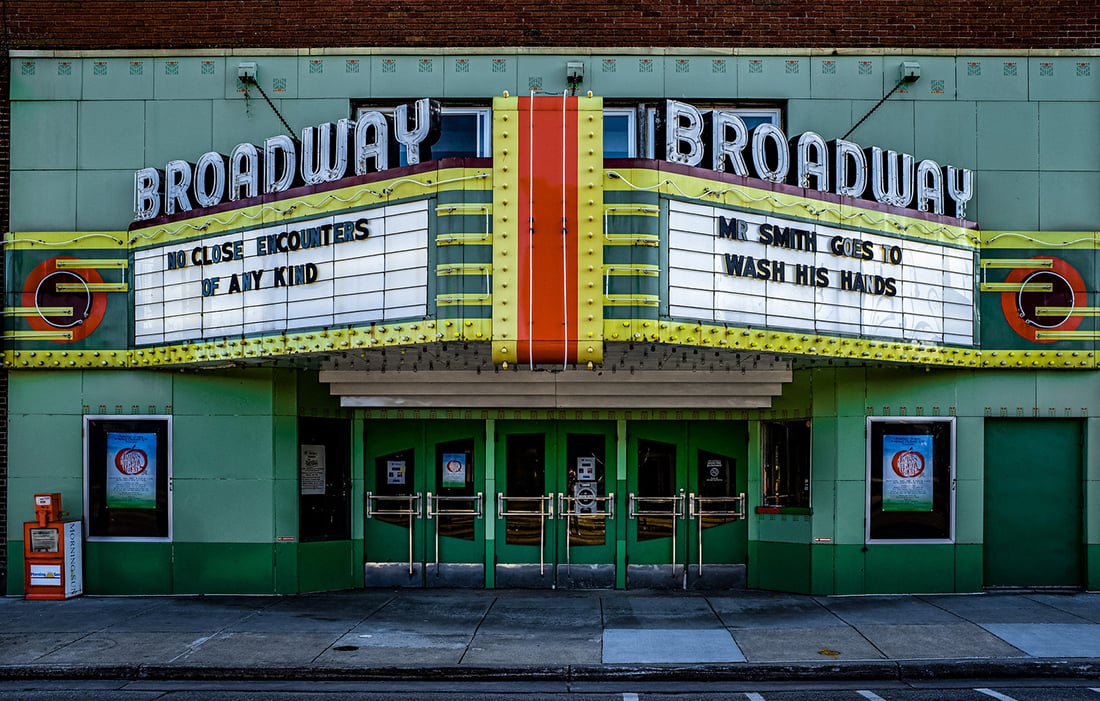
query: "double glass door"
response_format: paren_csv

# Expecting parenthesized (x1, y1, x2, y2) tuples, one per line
(363, 418, 746, 589)
(626, 422, 747, 589)
(494, 421, 617, 588)
(364, 420, 486, 587)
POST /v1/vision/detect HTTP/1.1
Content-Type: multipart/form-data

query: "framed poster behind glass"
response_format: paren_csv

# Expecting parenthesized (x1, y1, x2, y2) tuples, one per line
(84, 416, 172, 541)
(866, 417, 955, 543)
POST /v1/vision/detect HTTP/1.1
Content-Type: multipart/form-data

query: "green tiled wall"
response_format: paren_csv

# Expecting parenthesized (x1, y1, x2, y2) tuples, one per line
(9, 52, 1100, 232)
(780, 367, 1100, 595)
(844, 99, 915, 153)
(5, 366, 358, 595)
(809, 57, 883, 101)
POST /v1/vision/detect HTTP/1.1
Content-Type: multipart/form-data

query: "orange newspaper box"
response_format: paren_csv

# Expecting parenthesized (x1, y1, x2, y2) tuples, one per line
(23, 493, 83, 600)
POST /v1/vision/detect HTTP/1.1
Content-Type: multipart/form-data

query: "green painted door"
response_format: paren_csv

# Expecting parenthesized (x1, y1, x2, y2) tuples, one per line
(627, 421, 748, 589)
(494, 421, 616, 587)
(626, 422, 688, 588)
(688, 421, 749, 589)
(983, 419, 1083, 588)
(363, 420, 486, 587)
(554, 425, 617, 588)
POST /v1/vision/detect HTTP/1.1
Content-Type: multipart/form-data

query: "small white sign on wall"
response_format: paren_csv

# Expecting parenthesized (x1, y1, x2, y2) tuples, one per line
(300, 444, 327, 496)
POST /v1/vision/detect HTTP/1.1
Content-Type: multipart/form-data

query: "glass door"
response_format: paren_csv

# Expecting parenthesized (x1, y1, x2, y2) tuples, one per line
(626, 421, 747, 589)
(427, 434, 485, 586)
(556, 429, 616, 588)
(687, 421, 748, 589)
(363, 420, 485, 587)
(494, 421, 617, 588)
(495, 424, 556, 587)
(626, 423, 688, 588)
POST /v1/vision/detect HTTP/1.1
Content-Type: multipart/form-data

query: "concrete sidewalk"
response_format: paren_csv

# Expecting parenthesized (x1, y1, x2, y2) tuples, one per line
(2, 589, 1100, 682)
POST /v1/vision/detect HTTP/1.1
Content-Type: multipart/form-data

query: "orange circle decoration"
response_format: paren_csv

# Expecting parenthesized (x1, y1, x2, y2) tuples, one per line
(890, 449, 925, 478)
(21, 256, 107, 343)
(1000, 256, 1087, 343)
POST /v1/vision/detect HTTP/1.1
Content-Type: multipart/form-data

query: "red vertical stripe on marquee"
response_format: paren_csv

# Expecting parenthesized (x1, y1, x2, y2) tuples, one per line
(516, 96, 579, 365)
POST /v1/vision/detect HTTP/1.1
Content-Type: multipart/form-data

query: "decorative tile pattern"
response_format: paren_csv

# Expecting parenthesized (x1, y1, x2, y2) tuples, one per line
(712, 59, 727, 74)
(748, 59, 763, 74)
(309, 60, 324, 74)
(273, 77, 287, 92)
(1039, 62, 1054, 77)
(165, 61, 179, 76)
(967, 61, 981, 76)
(785, 59, 799, 74)
(419, 58, 433, 73)
(455, 58, 470, 73)
(1077, 62, 1091, 77)
(57, 61, 72, 76)
(1003, 61, 1018, 77)
(602, 59, 616, 73)
(346, 59, 360, 73)
(675, 59, 690, 73)
(201, 61, 215, 75)
(130, 61, 144, 76)
(639, 58, 654, 73)
(931, 79, 945, 94)
(528, 75, 543, 90)
(821, 60, 836, 75)
(382, 59, 397, 74)
(858, 60, 873, 75)
(20, 61, 35, 76)
(93, 61, 108, 76)
(492, 58, 507, 73)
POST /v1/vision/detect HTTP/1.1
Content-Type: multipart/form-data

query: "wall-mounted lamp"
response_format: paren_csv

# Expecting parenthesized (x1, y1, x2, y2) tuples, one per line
(899, 61, 921, 83)
(566, 62, 584, 93)
(238, 62, 257, 83)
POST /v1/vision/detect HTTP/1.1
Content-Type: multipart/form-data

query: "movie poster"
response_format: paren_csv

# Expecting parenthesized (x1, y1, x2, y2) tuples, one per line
(882, 434, 933, 512)
(441, 453, 467, 487)
(106, 432, 157, 509)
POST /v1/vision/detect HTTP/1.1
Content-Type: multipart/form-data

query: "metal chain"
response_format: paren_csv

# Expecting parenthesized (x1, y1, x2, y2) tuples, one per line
(242, 76, 296, 138)
(841, 77, 908, 141)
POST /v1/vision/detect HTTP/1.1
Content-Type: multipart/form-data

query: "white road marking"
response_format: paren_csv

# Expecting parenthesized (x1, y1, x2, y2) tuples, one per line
(975, 689, 1018, 701)
(857, 692, 888, 701)
(623, 694, 639, 701)
(745, 693, 767, 701)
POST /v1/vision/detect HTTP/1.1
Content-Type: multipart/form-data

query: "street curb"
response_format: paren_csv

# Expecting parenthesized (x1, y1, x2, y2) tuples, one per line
(2, 658, 1100, 683)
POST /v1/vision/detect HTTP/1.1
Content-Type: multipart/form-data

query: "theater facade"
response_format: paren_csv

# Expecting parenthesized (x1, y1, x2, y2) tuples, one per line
(4, 48, 1098, 595)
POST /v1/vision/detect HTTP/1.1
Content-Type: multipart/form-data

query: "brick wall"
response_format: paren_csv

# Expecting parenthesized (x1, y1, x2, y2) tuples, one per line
(3, 0, 1098, 50)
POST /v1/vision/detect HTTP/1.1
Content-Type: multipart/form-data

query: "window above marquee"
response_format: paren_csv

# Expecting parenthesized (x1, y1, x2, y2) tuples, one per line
(353, 101, 784, 162)
(353, 104, 493, 164)
(605, 103, 783, 159)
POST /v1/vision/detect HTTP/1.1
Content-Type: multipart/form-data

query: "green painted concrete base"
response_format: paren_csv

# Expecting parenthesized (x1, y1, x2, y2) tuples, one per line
(750, 541, 811, 593)
(6, 539, 1100, 596)
(298, 541, 357, 592)
(7, 540, 361, 596)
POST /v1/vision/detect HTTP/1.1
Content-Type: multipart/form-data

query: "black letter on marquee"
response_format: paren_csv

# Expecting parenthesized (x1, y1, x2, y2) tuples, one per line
(718, 217, 749, 241)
